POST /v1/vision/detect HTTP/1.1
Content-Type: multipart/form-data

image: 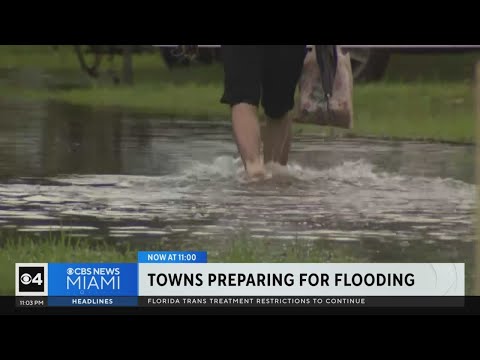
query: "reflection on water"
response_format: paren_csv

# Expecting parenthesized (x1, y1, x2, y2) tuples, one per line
(0, 99, 476, 288)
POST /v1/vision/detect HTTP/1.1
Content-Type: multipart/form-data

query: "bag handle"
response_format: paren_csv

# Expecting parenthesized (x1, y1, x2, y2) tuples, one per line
(314, 45, 338, 100)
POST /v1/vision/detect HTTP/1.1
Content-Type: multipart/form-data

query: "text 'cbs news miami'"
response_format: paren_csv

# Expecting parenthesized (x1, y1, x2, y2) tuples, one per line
(14, 251, 465, 308)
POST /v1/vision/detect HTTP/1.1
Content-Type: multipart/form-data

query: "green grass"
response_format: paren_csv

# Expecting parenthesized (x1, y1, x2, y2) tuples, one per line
(0, 232, 475, 295)
(0, 45, 477, 143)
(0, 232, 363, 295)
(0, 235, 135, 295)
(349, 82, 474, 142)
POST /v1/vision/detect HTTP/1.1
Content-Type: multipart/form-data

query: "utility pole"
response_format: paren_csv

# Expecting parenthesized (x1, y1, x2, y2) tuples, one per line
(122, 45, 134, 85)
(474, 61, 480, 295)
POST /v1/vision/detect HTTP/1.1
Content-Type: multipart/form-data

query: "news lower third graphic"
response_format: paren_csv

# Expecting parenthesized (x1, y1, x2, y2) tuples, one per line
(15, 263, 48, 297)
(14, 251, 466, 308)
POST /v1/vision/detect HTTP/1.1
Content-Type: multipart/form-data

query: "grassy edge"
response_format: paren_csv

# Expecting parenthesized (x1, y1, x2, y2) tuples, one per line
(0, 232, 364, 295)
(1, 88, 475, 145)
(0, 47, 476, 144)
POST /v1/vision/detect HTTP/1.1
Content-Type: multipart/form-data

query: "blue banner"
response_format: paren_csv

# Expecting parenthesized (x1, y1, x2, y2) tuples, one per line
(137, 251, 207, 263)
(48, 263, 138, 296)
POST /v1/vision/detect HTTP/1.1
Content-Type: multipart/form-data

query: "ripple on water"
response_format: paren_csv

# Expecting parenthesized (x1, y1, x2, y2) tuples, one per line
(0, 143, 474, 244)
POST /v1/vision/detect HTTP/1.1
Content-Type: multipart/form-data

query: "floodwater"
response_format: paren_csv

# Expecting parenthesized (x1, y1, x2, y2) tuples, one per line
(0, 100, 476, 280)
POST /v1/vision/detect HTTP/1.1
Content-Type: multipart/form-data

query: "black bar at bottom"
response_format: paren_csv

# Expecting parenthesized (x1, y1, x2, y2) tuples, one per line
(2, 296, 479, 314)
(139, 296, 465, 307)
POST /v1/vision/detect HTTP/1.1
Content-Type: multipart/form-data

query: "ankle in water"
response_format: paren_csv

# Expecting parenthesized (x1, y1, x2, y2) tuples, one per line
(245, 160, 266, 179)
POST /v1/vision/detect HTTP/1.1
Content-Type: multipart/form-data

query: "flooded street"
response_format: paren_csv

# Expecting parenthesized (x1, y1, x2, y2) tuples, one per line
(0, 99, 474, 257)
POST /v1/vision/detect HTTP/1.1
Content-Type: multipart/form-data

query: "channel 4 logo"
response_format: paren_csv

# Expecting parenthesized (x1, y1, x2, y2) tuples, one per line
(16, 263, 48, 296)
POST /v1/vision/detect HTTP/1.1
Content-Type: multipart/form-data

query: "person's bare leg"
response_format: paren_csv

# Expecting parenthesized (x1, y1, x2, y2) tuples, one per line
(263, 113, 293, 166)
(231, 103, 266, 179)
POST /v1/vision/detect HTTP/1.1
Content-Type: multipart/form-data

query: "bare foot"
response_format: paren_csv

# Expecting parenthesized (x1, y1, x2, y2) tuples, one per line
(246, 160, 267, 181)
(266, 161, 290, 177)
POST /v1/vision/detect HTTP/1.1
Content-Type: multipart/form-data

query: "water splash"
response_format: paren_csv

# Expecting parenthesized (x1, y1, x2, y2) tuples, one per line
(0, 152, 473, 243)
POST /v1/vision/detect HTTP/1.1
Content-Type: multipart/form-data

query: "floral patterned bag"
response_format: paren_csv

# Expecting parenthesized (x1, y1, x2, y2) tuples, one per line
(296, 45, 354, 129)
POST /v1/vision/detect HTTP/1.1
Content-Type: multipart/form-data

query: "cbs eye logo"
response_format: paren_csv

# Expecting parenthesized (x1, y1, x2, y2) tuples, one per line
(18, 267, 44, 292)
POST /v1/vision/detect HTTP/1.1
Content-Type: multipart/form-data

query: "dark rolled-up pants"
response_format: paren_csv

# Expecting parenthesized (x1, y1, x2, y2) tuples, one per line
(220, 45, 307, 119)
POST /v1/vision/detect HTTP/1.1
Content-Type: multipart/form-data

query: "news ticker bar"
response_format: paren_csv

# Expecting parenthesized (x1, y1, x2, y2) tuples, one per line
(15, 252, 465, 308)
(14, 296, 465, 308)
